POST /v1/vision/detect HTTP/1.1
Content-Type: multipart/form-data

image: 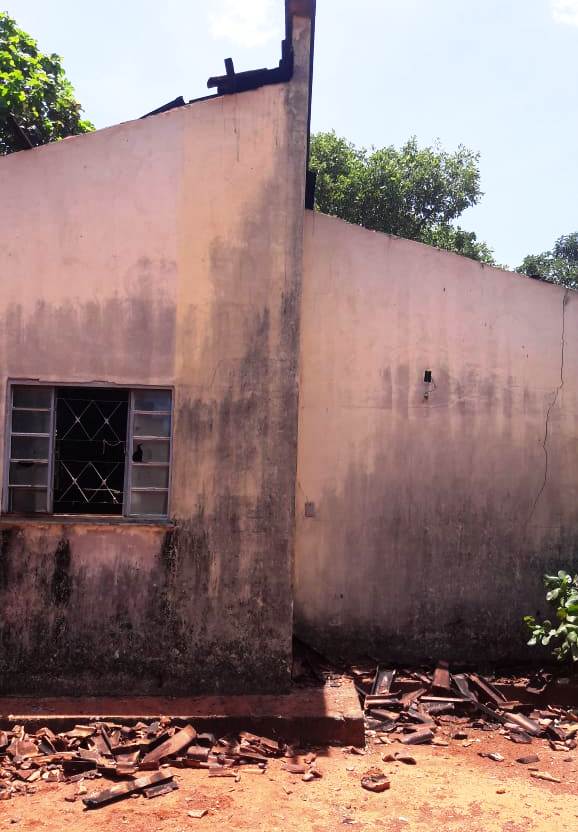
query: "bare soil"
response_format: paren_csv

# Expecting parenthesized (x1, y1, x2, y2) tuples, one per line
(2, 726, 577, 831)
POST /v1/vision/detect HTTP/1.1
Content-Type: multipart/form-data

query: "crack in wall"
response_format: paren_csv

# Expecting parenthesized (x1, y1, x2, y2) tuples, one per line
(525, 289, 570, 528)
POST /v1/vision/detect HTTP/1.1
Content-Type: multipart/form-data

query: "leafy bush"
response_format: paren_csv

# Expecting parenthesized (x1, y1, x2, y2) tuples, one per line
(1, 12, 93, 155)
(524, 571, 578, 661)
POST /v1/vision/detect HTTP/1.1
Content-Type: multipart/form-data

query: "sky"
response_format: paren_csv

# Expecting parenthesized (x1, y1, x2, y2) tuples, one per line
(3, 0, 578, 269)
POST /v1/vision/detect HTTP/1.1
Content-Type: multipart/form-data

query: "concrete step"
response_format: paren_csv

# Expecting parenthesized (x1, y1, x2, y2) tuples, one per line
(0, 680, 364, 746)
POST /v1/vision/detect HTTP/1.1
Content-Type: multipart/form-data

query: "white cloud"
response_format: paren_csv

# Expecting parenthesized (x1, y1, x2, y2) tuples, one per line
(209, 0, 279, 48)
(552, 0, 578, 26)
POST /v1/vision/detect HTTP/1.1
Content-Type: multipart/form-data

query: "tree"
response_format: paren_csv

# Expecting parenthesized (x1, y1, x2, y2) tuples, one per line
(518, 233, 578, 291)
(0, 12, 93, 155)
(309, 131, 495, 264)
(422, 225, 495, 265)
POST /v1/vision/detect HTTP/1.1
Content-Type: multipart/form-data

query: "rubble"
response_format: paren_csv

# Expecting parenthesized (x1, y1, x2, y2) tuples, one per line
(354, 662, 578, 757)
(283, 754, 322, 782)
(479, 751, 504, 762)
(530, 771, 561, 783)
(382, 752, 416, 765)
(83, 769, 176, 808)
(0, 660, 575, 808)
(360, 768, 390, 793)
(0, 718, 285, 806)
(401, 729, 434, 745)
(140, 724, 197, 769)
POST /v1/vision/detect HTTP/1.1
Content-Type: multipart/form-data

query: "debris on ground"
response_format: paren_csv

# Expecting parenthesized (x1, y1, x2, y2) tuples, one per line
(1, 659, 576, 807)
(479, 751, 505, 762)
(351, 660, 578, 756)
(382, 752, 416, 765)
(83, 769, 176, 808)
(401, 729, 434, 746)
(530, 771, 562, 783)
(0, 719, 285, 805)
(360, 767, 390, 793)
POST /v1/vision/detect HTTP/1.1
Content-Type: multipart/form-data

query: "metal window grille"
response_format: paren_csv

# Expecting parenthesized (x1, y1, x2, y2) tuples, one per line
(53, 389, 129, 515)
(3, 384, 172, 519)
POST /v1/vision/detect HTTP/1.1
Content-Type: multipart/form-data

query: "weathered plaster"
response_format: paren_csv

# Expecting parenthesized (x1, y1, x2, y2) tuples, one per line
(0, 14, 313, 694)
(295, 211, 578, 665)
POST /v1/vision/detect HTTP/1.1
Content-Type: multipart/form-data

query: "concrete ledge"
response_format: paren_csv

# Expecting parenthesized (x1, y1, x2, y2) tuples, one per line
(0, 680, 364, 746)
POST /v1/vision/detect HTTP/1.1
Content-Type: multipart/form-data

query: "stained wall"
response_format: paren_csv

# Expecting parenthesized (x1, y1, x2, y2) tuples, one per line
(0, 14, 312, 693)
(295, 211, 578, 664)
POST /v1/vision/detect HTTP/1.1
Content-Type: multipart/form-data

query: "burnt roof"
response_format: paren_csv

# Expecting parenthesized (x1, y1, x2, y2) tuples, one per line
(142, 0, 316, 118)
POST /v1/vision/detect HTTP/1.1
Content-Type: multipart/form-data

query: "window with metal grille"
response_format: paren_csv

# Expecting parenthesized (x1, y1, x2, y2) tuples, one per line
(4, 385, 172, 518)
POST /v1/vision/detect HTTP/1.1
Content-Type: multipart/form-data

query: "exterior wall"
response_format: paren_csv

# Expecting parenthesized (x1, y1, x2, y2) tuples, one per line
(295, 211, 578, 665)
(0, 16, 312, 694)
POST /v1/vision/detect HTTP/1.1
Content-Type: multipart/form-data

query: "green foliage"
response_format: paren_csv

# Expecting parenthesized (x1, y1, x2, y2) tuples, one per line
(422, 225, 496, 265)
(0, 11, 93, 155)
(310, 131, 495, 264)
(524, 571, 578, 662)
(518, 233, 578, 291)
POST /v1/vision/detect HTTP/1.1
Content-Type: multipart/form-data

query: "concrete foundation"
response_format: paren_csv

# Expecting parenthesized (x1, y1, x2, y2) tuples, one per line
(0, 679, 364, 745)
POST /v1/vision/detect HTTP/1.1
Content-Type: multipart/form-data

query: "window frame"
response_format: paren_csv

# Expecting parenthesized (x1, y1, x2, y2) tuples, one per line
(126, 389, 172, 519)
(5, 384, 55, 515)
(2, 381, 174, 521)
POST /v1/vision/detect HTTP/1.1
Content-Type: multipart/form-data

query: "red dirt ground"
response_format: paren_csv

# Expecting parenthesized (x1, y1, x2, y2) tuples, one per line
(2, 726, 577, 831)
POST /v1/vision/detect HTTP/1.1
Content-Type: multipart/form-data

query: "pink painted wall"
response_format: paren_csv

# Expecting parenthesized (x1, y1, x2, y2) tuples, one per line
(0, 13, 313, 694)
(295, 211, 578, 663)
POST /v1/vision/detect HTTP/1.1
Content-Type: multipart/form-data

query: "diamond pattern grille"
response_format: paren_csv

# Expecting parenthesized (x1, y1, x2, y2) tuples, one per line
(53, 392, 129, 514)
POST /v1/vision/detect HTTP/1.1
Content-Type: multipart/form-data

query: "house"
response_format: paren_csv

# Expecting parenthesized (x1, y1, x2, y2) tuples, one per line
(1, 0, 577, 695)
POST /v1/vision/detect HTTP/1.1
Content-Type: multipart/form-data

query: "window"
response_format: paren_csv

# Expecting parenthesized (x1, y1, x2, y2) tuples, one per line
(5, 385, 172, 518)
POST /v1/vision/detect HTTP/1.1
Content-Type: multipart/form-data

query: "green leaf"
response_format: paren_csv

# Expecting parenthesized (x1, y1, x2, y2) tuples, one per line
(0, 11, 94, 155)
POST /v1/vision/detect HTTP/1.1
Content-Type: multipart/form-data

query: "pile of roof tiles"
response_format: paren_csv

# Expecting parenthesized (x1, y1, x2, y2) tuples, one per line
(0, 719, 284, 807)
(352, 662, 578, 749)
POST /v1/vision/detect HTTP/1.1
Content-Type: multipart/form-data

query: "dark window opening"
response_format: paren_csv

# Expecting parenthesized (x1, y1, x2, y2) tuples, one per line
(53, 387, 129, 515)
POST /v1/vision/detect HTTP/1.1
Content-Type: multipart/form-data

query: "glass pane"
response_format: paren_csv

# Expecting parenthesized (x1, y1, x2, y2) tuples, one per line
(9, 461, 49, 486)
(133, 389, 171, 412)
(130, 490, 168, 516)
(12, 386, 52, 409)
(11, 435, 50, 460)
(12, 410, 51, 434)
(133, 413, 171, 437)
(9, 487, 48, 513)
(131, 465, 169, 489)
(132, 440, 170, 463)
